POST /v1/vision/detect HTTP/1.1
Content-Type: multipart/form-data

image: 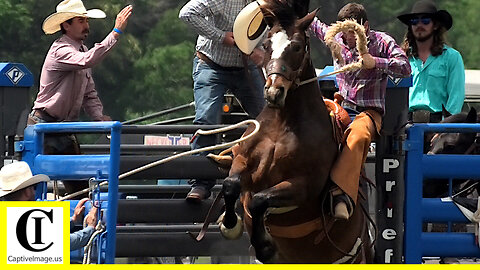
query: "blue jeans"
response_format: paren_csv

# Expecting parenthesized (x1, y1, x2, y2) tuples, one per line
(190, 56, 265, 189)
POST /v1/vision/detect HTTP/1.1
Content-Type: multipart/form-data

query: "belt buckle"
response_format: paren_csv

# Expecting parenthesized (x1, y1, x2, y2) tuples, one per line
(412, 110, 431, 123)
(29, 111, 47, 124)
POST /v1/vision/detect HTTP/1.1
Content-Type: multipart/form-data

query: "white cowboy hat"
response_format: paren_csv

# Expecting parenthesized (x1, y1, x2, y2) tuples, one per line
(0, 161, 50, 197)
(42, 0, 106, 35)
(233, 0, 268, 54)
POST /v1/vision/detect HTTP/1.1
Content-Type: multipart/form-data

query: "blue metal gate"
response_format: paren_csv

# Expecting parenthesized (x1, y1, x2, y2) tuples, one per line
(19, 122, 121, 264)
(404, 123, 480, 263)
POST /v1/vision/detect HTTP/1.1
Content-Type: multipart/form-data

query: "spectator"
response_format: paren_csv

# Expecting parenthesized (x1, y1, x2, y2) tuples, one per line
(28, 0, 132, 198)
(310, 3, 411, 219)
(398, 0, 465, 122)
(0, 162, 98, 251)
(70, 198, 98, 251)
(179, 0, 266, 203)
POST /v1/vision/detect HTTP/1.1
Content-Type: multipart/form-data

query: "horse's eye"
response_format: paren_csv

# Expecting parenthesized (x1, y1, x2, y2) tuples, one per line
(444, 144, 456, 151)
(291, 43, 302, 52)
(263, 41, 271, 50)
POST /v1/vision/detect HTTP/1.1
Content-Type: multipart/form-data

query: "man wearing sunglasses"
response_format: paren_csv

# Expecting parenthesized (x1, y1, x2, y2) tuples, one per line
(398, 0, 465, 123)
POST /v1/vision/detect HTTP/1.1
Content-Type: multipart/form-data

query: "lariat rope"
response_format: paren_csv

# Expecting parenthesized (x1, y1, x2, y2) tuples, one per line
(295, 20, 368, 85)
(57, 119, 260, 201)
(325, 19, 368, 73)
(82, 219, 105, 264)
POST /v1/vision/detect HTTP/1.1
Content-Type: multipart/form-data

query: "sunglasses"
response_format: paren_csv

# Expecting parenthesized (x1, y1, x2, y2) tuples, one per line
(410, 17, 432, 26)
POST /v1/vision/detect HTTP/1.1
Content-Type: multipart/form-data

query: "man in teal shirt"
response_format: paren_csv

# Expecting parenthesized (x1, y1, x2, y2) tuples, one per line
(398, 0, 465, 122)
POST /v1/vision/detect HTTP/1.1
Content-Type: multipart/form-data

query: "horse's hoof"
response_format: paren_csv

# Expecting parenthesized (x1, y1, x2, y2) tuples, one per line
(255, 243, 278, 263)
(219, 212, 243, 240)
(333, 202, 350, 220)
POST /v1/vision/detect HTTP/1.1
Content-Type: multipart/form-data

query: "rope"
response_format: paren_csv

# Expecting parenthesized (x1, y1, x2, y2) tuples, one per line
(82, 220, 105, 264)
(294, 20, 369, 86)
(57, 119, 260, 201)
(297, 76, 320, 86)
(324, 19, 368, 75)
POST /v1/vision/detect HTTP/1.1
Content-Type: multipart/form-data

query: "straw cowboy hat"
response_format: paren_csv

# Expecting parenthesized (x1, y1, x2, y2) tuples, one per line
(42, 0, 106, 35)
(397, 0, 453, 30)
(233, 0, 268, 54)
(0, 162, 50, 197)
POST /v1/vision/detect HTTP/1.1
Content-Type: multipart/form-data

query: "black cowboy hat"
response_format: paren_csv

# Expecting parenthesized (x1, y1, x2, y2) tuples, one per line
(397, 0, 452, 30)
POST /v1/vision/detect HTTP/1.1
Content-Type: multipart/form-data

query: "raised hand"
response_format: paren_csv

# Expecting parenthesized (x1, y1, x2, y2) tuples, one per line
(114, 5, 133, 32)
(361, 53, 375, 69)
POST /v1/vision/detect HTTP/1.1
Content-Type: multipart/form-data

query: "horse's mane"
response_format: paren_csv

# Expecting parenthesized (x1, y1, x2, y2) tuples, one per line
(441, 112, 470, 123)
(441, 111, 480, 123)
(262, 0, 310, 28)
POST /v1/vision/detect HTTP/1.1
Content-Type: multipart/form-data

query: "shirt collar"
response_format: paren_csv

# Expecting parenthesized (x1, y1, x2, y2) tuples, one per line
(60, 34, 84, 51)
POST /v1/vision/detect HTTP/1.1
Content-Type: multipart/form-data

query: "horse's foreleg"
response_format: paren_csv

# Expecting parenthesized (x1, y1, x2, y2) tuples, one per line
(249, 179, 307, 263)
(219, 173, 243, 239)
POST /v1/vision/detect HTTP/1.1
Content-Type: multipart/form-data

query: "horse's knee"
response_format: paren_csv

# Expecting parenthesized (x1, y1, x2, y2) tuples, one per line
(222, 174, 242, 229)
(249, 193, 269, 217)
(219, 211, 243, 239)
(223, 174, 241, 198)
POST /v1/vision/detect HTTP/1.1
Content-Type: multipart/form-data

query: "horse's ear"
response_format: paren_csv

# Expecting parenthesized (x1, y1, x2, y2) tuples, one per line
(442, 104, 452, 118)
(466, 107, 477, 123)
(296, 8, 318, 31)
(260, 7, 276, 28)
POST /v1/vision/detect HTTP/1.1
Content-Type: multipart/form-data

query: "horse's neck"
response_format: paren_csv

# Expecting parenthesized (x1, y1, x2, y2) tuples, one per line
(284, 62, 329, 118)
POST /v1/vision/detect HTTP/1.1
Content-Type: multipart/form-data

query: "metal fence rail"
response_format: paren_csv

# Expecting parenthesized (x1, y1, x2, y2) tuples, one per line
(21, 121, 121, 264)
(404, 123, 480, 263)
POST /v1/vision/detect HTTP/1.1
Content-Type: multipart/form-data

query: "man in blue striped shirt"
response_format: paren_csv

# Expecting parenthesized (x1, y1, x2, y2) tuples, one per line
(179, 0, 266, 203)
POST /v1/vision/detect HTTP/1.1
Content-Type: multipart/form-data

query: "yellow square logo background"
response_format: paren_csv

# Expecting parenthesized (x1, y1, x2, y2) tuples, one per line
(0, 201, 70, 265)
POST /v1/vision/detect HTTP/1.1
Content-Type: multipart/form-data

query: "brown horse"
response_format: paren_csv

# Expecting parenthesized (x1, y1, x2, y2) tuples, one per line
(217, 1, 372, 263)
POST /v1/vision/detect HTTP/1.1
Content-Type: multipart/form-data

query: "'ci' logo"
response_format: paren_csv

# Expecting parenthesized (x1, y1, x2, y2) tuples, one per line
(16, 209, 54, 252)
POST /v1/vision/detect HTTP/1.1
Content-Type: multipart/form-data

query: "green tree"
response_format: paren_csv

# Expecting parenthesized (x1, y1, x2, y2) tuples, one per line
(122, 6, 197, 121)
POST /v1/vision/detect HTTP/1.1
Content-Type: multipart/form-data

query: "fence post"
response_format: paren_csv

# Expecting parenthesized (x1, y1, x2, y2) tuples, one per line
(404, 125, 426, 263)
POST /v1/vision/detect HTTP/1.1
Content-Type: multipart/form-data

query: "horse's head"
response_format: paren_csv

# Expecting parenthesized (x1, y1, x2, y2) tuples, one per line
(429, 107, 479, 155)
(260, 3, 317, 108)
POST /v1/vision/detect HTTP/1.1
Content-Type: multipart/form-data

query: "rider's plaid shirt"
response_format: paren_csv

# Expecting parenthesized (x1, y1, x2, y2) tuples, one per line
(310, 18, 411, 114)
(179, 0, 252, 68)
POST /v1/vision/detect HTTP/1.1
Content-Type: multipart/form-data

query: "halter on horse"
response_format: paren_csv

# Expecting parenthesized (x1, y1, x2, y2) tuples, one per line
(216, 1, 372, 263)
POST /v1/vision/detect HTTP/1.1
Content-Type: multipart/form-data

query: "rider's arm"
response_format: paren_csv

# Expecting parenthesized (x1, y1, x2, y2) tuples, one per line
(373, 33, 411, 78)
(309, 17, 329, 42)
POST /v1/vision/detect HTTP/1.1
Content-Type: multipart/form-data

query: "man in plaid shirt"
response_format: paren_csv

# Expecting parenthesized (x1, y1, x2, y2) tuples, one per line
(179, 0, 265, 203)
(310, 3, 411, 219)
